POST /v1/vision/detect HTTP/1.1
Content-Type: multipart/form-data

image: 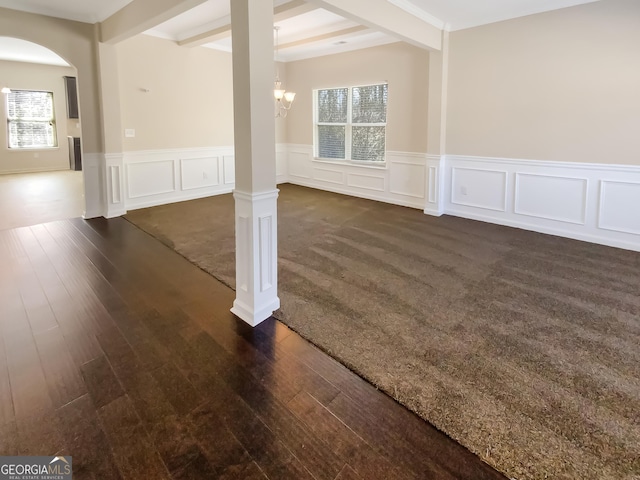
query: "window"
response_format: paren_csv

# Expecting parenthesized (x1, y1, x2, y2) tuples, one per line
(6, 90, 57, 149)
(314, 83, 387, 163)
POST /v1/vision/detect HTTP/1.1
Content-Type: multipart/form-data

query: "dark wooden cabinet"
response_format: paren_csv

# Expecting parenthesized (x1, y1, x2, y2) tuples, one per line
(64, 76, 79, 119)
(68, 136, 82, 171)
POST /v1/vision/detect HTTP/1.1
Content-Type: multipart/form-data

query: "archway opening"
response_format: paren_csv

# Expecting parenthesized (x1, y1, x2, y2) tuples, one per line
(0, 36, 85, 229)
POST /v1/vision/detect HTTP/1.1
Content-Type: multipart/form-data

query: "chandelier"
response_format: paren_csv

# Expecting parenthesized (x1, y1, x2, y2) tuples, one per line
(274, 26, 295, 117)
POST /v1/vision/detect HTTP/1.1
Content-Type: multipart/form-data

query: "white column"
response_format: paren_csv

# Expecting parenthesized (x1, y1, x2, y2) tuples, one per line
(96, 41, 126, 218)
(229, 0, 279, 326)
(425, 31, 449, 217)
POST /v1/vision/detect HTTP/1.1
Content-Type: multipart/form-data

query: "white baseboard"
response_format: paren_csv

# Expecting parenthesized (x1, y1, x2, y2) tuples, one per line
(442, 155, 640, 252)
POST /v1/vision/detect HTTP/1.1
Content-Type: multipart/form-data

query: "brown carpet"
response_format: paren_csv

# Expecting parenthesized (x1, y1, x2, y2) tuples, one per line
(125, 184, 640, 480)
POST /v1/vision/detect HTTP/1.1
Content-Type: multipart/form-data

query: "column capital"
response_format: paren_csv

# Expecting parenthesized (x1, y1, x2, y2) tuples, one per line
(233, 189, 280, 202)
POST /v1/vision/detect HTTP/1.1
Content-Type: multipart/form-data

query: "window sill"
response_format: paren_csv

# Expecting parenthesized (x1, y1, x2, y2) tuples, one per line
(7, 147, 59, 152)
(313, 158, 387, 170)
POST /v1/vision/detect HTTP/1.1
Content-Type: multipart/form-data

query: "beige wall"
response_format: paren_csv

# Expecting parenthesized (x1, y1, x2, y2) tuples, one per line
(116, 35, 234, 151)
(0, 60, 78, 174)
(284, 42, 429, 153)
(0, 8, 102, 155)
(446, 0, 640, 164)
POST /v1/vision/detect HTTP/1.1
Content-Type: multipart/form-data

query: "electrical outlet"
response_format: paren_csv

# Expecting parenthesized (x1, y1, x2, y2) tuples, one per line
(125, 129, 135, 138)
(461, 186, 468, 196)
(203, 172, 208, 179)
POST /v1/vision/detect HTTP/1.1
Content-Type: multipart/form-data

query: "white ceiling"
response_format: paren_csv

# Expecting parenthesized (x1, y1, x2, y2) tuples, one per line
(0, 0, 601, 63)
(0, 0, 133, 23)
(158, 7, 398, 62)
(395, 0, 601, 31)
(0, 37, 70, 66)
(146, 0, 600, 62)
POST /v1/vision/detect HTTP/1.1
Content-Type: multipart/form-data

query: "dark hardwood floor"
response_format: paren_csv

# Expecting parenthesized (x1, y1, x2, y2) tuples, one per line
(0, 217, 507, 480)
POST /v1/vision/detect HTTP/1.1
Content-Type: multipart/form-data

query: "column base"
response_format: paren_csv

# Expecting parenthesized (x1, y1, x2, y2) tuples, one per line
(231, 189, 280, 328)
(231, 297, 281, 327)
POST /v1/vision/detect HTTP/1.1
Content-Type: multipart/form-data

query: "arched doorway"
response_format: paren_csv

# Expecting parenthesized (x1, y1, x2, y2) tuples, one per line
(0, 37, 86, 229)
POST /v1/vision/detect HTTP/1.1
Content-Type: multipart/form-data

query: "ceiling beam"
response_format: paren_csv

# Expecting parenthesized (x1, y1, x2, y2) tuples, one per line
(100, 0, 208, 44)
(303, 0, 442, 50)
(278, 25, 368, 50)
(177, 18, 231, 47)
(273, 0, 319, 22)
(178, 0, 318, 48)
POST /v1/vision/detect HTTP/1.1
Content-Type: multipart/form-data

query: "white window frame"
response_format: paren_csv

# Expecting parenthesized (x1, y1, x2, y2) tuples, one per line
(6, 89, 58, 150)
(313, 83, 387, 166)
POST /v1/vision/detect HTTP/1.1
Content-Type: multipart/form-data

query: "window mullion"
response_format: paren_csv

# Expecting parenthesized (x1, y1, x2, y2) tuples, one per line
(346, 87, 353, 161)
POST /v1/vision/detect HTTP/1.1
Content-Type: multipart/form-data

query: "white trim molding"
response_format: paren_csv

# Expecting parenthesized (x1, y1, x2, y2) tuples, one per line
(231, 189, 281, 327)
(425, 154, 445, 216)
(104, 153, 126, 218)
(443, 155, 640, 252)
(598, 180, 640, 236)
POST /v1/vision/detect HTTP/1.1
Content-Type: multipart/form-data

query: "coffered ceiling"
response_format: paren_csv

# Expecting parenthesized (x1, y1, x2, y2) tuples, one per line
(0, 0, 601, 63)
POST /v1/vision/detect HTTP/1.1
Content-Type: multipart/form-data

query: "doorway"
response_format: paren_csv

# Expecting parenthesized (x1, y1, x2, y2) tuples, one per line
(0, 37, 85, 230)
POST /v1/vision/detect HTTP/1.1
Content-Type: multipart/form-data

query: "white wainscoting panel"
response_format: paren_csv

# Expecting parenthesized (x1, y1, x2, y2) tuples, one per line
(284, 145, 427, 209)
(389, 160, 425, 198)
(181, 156, 220, 190)
(444, 155, 640, 252)
(515, 173, 587, 225)
(347, 173, 386, 192)
(288, 147, 313, 179)
(599, 180, 640, 236)
(127, 160, 175, 199)
(123, 147, 235, 210)
(123, 146, 286, 211)
(276, 145, 288, 183)
(451, 167, 507, 212)
(223, 155, 235, 185)
(314, 168, 344, 185)
(120, 145, 640, 253)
